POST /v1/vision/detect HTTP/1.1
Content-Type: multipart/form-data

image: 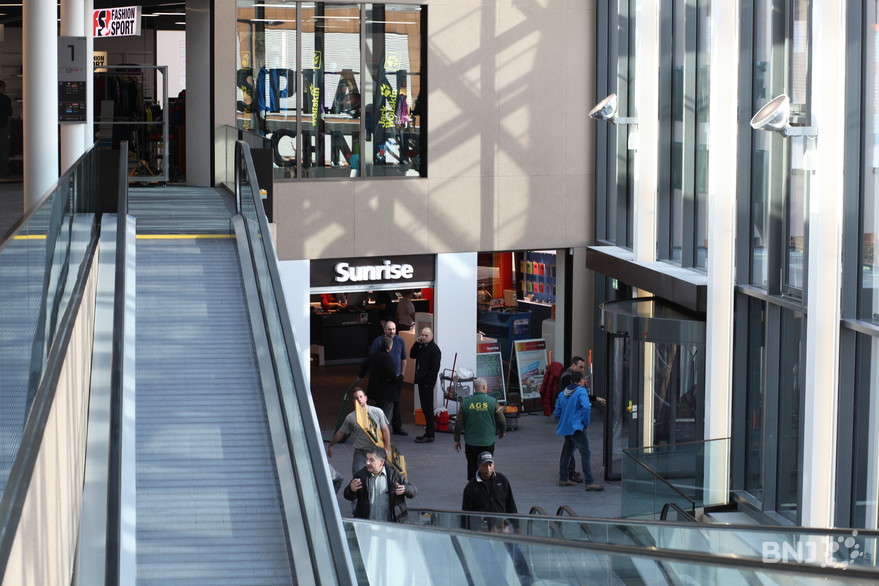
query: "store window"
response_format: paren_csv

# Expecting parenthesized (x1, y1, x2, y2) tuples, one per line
(660, 0, 710, 269)
(476, 251, 557, 362)
(235, 2, 425, 180)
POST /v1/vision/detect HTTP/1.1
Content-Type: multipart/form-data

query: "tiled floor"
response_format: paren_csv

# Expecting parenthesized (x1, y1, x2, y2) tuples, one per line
(311, 363, 622, 519)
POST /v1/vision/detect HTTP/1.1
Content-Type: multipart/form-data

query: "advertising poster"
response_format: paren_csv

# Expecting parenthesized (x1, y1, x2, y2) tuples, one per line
(476, 351, 506, 403)
(513, 339, 547, 400)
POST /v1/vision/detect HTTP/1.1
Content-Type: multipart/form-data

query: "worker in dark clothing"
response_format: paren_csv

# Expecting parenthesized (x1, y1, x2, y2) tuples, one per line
(461, 451, 517, 514)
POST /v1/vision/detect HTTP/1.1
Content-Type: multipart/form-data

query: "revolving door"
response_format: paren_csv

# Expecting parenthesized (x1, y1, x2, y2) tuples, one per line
(601, 298, 706, 480)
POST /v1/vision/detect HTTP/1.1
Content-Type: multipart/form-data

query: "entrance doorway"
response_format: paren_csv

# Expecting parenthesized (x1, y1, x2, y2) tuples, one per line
(601, 298, 706, 480)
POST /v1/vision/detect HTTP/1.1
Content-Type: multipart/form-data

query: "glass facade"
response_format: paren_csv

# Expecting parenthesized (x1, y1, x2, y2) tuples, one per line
(596, 0, 636, 247)
(743, 297, 766, 500)
(597, 0, 840, 524)
(776, 307, 804, 522)
(662, 0, 710, 268)
(235, 2, 425, 179)
(861, 2, 879, 322)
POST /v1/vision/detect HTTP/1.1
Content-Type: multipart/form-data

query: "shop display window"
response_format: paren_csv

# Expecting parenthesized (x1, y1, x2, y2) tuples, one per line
(235, 2, 425, 180)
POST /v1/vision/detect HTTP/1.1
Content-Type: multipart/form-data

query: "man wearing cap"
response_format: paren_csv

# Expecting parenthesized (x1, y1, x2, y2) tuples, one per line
(461, 451, 518, 514)
(454, 377, 507, 480)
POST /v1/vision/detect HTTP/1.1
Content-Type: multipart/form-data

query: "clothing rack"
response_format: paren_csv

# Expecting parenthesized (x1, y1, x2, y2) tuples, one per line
(94, 65, 169, 184)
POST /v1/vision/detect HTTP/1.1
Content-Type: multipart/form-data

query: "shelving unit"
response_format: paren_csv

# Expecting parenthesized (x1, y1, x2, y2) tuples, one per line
(517, 250, 557, 305)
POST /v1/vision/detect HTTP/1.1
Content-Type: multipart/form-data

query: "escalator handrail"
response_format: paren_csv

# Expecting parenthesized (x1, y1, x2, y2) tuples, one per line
(104, 141, 130, 583)
(409, 507, 879, 537)
(234, 140, 356, 585)
(0, 142, 100, 249)
(346, 518, 879, 581)
(556, 505, 579, 517)
(660, 501, 698, 522)
(529, 506, 548, 516)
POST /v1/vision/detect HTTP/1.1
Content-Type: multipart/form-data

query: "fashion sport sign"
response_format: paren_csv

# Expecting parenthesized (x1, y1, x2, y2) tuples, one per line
(93, 6, 142, 38)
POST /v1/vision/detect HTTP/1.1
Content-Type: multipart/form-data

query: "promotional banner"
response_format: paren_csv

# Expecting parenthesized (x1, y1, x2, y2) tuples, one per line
(513, 339, 548, 401)
(93, 6, 142, 38)
(476, 351, 505, 403)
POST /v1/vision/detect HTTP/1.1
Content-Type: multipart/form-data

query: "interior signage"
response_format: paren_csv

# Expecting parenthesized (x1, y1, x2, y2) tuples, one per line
(334, 260, 413, 283)
(93, 6, 142, 38)
(311, 255, 435, 290)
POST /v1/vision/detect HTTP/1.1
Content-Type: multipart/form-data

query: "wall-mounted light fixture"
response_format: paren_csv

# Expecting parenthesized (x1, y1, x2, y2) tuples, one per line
(750, 94, 817, 138)
(589, 93, 637, 126)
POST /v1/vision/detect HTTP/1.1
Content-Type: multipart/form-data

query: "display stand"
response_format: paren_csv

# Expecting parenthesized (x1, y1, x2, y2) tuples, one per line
(506, 339, 548, 414)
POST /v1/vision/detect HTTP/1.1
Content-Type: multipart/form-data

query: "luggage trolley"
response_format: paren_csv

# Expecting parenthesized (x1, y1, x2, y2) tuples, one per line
(440, 368, 475, 425)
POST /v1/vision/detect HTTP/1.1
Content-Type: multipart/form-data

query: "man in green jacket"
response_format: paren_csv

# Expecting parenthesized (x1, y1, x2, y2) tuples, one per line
(454, 377, 507, 480)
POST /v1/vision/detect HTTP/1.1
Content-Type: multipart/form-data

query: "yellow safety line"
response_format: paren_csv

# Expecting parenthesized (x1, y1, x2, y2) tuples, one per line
(11, 234, 234, 241)
(136, 234, 235, 239)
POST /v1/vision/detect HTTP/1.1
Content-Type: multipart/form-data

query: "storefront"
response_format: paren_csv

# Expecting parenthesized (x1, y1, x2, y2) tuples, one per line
(309, 254, 435, 374)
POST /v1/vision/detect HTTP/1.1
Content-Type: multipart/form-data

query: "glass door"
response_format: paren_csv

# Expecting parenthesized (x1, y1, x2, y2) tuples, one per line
(605, 333, 638, 479)
(600, 297, 706, 481)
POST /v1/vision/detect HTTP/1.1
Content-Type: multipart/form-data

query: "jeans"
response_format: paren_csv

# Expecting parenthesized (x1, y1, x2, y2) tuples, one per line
(559, 429, 593, 484)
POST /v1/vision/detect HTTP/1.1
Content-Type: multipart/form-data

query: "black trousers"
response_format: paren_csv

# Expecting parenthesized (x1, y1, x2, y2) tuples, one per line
(391, 374, 404, 431)
(417, 377, 437, 436)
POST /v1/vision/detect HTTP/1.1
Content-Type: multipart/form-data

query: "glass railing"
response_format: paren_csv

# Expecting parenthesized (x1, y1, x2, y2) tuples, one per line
(219, 125, 272, 191)
(623, 438, 730, 519)
(234, 140, 355, 584)
(0, 145, 102, 498)
(346, 518, 879, 584)
(0, 144, 117, 574)
(411, 508, 879, 572)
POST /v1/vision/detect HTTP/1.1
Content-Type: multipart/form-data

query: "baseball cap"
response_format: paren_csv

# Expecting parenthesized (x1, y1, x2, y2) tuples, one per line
(477, 452, 494, 466)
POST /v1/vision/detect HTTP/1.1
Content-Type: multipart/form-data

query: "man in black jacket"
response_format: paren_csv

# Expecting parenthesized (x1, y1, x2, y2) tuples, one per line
(359, 336, 398, 423)
(410, 326, 441, 443)
(344, 446, 417, 522)
(461, 451, 517, 515)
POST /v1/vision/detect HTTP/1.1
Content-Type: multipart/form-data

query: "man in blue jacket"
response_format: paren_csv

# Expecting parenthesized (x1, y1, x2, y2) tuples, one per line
(554, 371, 603, 491)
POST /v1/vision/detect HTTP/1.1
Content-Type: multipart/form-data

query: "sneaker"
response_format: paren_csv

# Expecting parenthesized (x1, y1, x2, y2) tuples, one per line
(558, 480, 577, 487)
(584, 483, 605, 491)
(414, 435, 434, 443)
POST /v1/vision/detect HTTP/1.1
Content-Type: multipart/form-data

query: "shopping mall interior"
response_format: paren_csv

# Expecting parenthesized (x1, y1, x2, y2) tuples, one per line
(2, 1, 879, 584)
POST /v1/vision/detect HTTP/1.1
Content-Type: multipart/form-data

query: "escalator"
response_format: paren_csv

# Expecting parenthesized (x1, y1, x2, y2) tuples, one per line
(134, 229, 293, 582)
(0, 144, 354, 585)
